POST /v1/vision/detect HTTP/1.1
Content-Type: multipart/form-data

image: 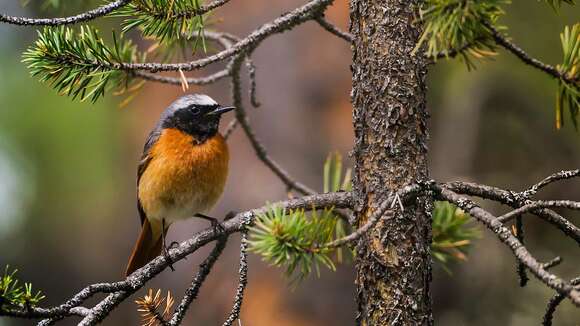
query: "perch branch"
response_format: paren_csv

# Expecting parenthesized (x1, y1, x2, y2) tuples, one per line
(1, 192, 352, 324)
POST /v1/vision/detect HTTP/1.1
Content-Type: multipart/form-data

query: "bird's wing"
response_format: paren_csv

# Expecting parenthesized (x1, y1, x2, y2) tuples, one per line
(137, 127, 161, 225)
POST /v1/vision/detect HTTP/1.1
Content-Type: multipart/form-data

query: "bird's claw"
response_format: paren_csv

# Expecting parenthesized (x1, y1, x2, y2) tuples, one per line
(163, 245, 175, 272)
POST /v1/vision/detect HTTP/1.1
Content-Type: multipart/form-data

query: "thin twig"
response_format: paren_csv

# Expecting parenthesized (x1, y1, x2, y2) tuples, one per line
(523, 169, 580, 198)
(314, 16, 353, 42)
(167, 236, 228, 325)
(134, 69, 230, 85)
(0, 0, 131, 26)
(484, 22, 576, 84)
(167, 0, 233, 18)
(430, 37, 488, 61)
(515, 215, 529, 287)
(0, 281, 131, 321)
(245, 58, 261, 108)
(230, 54, 317, 195)
(322, 184, 423, 249)
(134, 30, 235, 85)
(223, 119, 239, 139)
(444, 181, 580, 245)
(541, 257, 563, 271)
(222, 232, 249, 326)
(497, 200, 580, 224)
(543, 277, 580, 326)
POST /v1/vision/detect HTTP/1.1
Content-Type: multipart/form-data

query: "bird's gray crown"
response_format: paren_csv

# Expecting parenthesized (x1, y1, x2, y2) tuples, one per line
(173, 94, 218, 107)
(159, 94, 219, 122)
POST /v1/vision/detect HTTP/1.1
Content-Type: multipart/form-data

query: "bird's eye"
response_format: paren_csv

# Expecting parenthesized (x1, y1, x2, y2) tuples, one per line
(191, 107, 201, 114)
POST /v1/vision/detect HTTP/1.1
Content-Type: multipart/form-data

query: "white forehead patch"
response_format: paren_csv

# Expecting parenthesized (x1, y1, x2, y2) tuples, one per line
(189, 94, 217, 106)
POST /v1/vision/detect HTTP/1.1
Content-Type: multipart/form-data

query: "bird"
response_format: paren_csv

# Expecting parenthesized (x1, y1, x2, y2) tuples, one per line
(125, 94, 234, 276)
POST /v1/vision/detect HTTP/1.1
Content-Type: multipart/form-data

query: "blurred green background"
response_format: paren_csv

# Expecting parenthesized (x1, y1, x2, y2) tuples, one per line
(0, 0, 579, 325)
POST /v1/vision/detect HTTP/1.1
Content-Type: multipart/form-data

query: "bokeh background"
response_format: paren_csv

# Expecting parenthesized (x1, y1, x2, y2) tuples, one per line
(0, 1, 579, 325)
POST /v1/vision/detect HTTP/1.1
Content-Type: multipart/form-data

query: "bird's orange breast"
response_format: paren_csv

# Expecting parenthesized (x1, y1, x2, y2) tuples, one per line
(138, 128, 229, 223)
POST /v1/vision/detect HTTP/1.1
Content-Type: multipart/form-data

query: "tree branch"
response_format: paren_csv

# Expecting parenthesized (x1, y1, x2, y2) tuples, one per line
(221, 233, 248, 326)
(542, 256, 563, 271)
(0, 0, 131, 26)
(484, 22, 576, 84)
(498, 200, 580, 223)
(543, 277, 580, 326)
(444, 181, 580, 245)
(168, 0, 233, 18)
(523, 169, 580, 198)
(432, 184, 580, 306)
(134, 69, 231, 86)
(1, 192, 352, 324)
(314, 16, 352, 42)
(104, 0, 334, 73)
(322, 185, 422, 249)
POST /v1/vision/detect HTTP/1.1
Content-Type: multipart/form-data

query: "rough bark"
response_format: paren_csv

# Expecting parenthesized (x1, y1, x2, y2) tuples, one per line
(349, 1, 432, 325)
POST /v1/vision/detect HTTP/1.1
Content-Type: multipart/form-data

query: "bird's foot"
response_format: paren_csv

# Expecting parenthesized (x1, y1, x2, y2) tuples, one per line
(162, 245, 176, 272)
(195, 213, 226, 235)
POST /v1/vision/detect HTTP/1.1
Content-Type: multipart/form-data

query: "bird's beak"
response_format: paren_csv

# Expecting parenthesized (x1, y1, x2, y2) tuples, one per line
(207, 106, 235, 116)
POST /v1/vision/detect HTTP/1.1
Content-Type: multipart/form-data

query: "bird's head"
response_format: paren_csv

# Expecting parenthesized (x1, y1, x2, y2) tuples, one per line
(160, 94, 235, 141)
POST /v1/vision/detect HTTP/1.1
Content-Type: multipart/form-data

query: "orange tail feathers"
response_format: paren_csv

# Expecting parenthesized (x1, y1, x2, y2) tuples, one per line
(125, 219, 166, 276)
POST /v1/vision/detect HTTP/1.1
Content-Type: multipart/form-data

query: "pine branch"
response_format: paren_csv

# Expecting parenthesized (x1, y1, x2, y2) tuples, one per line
(415, 0, 506, 68)
(0, 0, 131, 26)
(22, 25, 143, 102)
(111, 0, 221, 46)
(135, 289, 173, 326)
(431, 201, 479, 269)
(0, 267, 45, 314)
(102, 0, 334, 73)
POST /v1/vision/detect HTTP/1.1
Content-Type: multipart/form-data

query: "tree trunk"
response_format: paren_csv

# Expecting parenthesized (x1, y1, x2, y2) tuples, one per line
(349, 1, 433, 325)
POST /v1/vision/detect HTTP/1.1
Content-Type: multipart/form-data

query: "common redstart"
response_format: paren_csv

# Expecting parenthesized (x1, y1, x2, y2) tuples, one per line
(125, 94, 234, 276)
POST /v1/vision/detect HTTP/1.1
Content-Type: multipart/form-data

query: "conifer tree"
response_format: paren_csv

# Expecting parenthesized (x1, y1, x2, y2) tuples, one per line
(0, 0, 578, 324)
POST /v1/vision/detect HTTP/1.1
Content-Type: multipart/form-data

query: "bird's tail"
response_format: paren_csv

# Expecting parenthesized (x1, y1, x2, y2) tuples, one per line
(125, 219, 166, 276)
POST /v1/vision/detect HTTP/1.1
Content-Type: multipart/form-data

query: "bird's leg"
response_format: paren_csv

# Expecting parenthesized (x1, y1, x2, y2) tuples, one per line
(195, 213, 225, 234)
(161, 219, 175, 272)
